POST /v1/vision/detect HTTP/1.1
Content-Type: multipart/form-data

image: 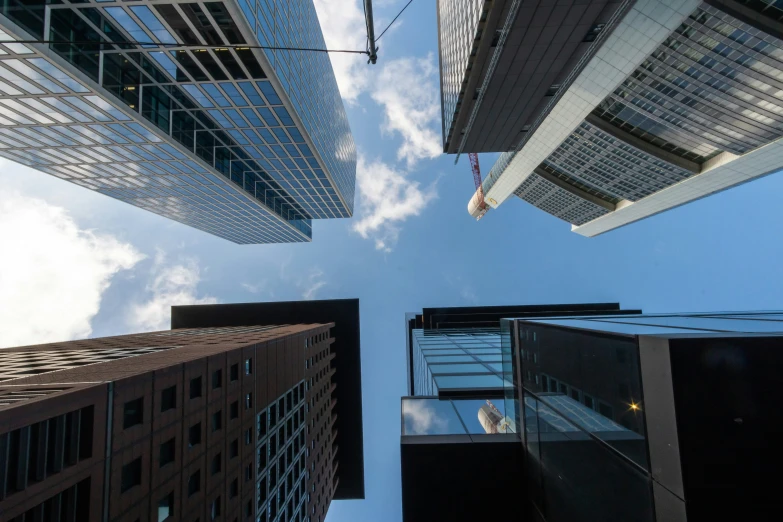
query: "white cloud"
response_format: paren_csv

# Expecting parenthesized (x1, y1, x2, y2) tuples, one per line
(403, 400, 449, 435)
(352, 155, 436, 251)
(128, 252, 217, 332)
(0, 192, 144, 348)
(241, 281, 268, 294)
(313, 0, 372, 103)
(372, 54, 442, 167)
(302, 268, 327, 300)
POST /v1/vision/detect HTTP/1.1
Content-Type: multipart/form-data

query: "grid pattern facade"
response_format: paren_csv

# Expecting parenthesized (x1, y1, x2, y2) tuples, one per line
(543, 121, 694, 202)
(513, 172, 611, 225)
(436, 0, 484, 147)
(0, 0, 355, 244)
(411, 328, 504, 396)
(236, 0, 356, 211)
(594, 3, 783, 163)
(0, 323, 340, 522)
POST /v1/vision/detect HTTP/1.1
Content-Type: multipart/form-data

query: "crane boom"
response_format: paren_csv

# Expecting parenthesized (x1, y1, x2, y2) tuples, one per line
(468, 153, 489, 220)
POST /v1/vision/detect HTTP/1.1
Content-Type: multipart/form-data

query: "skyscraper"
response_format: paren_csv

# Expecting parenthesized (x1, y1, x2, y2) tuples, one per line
(439, 0, 783, 234)
(0, 1, 355, 244)
(0, 299, 364, 522)
(400, 305, 783, 522)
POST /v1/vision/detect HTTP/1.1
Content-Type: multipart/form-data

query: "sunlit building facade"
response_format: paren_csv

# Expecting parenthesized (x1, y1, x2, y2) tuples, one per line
(0, 299, 364, 522)
(0, 0, 355, 244)
(450, 0, 783, 235)
(400, 304, 783, 522)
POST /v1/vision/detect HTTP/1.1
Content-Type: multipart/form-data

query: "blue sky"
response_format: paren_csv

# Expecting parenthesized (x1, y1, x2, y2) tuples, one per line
(3, 1, 783, 520)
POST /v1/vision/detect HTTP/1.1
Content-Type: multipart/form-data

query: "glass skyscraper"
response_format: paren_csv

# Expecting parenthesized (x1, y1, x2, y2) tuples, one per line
(400, 304, 783, 522)
(447, 0, 783, 236)
(0, 0, 355, 244)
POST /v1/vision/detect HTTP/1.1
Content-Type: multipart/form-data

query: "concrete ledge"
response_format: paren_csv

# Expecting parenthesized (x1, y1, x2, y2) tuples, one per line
(572, 138, 783, 236)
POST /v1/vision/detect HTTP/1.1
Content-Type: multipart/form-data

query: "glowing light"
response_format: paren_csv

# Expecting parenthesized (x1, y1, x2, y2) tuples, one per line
(630, 402, 640, 411)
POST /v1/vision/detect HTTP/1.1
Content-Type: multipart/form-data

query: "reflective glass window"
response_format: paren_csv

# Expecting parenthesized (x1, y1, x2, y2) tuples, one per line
(402, 398, 466, 435)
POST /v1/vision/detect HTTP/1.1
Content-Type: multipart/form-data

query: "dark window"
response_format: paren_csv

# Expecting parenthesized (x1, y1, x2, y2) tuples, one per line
(161, 386, 176, 412)
(245, 393, 252, 410)
(160, 438, 175, 468)
(230, 400, 239, 419)
(245, 428, 252, 446)
(258, 444, 267, 471)
(245, 358, 252, 375)
(584, 395, 595, 410)
(583, 23, 605, 43)
(230, 439, 239, 459)
(212, 411, 222, 432)
(211, 495, 221, 520)
(123, 397, 143, 429)
(599, 402, 614, 419)
(189, 423, 202, 447)
(230, 478, 238, 498)
(190, 377, 202, 399)
(159, 492, 174, 521)
(188, 470, 200, 497)
(245, 463, 252, 482)
(230, 364, 239, 381)
(211, 453, 222, 475)
(121, 458, 142, 493)
(212, 369, 222, 389)
(246, 500, 252, 517)
(545, 84, 561, 97)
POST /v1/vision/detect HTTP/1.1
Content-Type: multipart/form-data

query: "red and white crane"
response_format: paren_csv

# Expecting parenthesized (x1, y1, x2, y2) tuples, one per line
(468, 153, 490, 220)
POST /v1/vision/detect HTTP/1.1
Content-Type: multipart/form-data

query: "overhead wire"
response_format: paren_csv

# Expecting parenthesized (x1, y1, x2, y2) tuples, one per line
(376, 0, 414, 41)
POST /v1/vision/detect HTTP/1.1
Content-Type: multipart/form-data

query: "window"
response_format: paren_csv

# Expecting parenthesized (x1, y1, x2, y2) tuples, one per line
(158, 492, 174, 522)
(245, 358, 252, 375)
(212, 411, 222, 432)
(124, 397, 144, 429)
(230, 363, 239, 381)
(230, 400, 239, 419)
(190, 376, 202, 399)
(121, 457, 142, 492)
(160, 438, 175, 467)
(245, 393, 252, 410)
(188, 470, 200, 496)
(211, 496, 221, 520)
(189, 422, 202, 447)
(245, 463, 252, 482)
(246, 500, 252, 517)
(212, 369, 223, 389)
(211, 453, 222, 475)
(230, 439, 239, 459)
(230, 478, 238, 498)
(245, 428, 252, 445)
(161, 386, 176, 412)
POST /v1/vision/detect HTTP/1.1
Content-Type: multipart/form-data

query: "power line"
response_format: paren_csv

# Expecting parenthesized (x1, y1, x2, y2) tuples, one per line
(4, 40, 370, 56)
(376, 0, 414, 42)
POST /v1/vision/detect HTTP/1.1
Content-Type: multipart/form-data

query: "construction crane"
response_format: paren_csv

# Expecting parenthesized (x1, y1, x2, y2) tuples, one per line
(468, 153, 490, 221)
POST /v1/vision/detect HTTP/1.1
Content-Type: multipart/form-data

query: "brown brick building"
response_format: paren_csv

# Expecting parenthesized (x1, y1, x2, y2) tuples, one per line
(0, 299, 364, 522)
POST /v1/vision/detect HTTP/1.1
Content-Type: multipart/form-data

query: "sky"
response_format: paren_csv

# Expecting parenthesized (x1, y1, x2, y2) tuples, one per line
(3, 0, 783, 520)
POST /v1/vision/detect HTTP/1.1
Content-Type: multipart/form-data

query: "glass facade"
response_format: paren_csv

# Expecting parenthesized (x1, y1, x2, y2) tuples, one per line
(595, 4, 783, 163)
(402, 397, 513, 435)
(410, 327, 510, 396)
(511, 310, 783, 522)
(485, 2, 783, 228)
(436, 0, 484, 149)
(0, 0, 355, 244)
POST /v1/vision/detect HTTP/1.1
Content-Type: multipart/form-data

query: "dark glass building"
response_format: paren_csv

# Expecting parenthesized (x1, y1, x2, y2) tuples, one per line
(401, 306, 783, 522)
(448, 0, 783, 235)
(0, 299, 364, 522)
(0, 1, 355, 244)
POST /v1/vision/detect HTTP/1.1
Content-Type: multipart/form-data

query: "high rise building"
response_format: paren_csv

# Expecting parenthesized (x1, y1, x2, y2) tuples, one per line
(439, 0, 783, 235)
(0, 299, 364, 522)
(400, 305, 783, 522)
(0, 1, 355, 244)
